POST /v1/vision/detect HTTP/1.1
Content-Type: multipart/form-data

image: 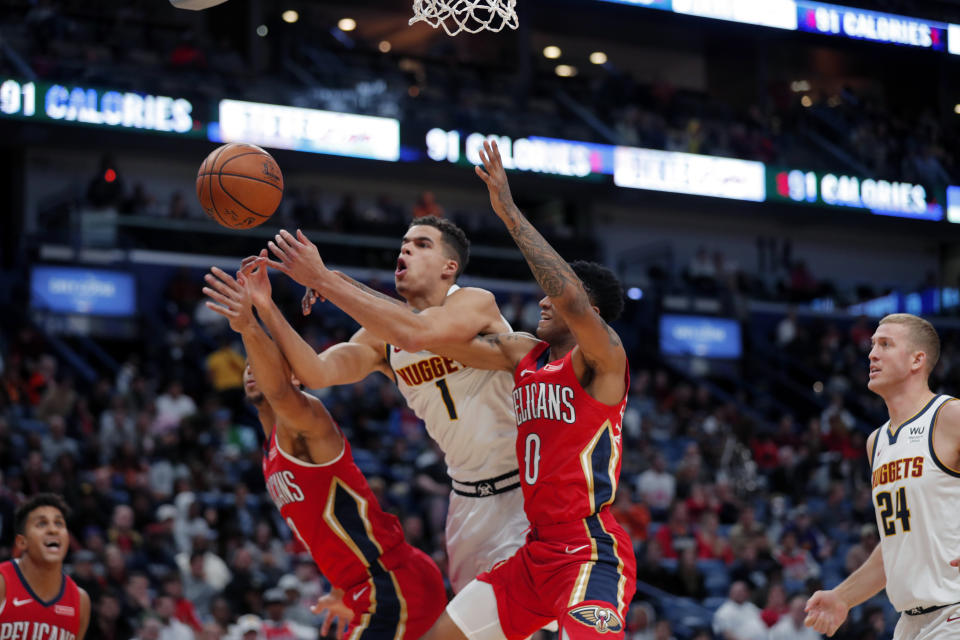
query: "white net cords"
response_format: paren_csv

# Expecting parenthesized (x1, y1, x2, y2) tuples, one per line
(409, 0, 519, 36)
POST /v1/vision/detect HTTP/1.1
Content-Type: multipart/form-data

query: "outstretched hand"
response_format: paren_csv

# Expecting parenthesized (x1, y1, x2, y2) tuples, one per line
(804, 590, 849, 637)
(264, 229, 329, 290)
(475, 139, 517, 221)
(237, 249, 273, 308)
(312, 588, 354, 640)
(202, 266, 256, 333)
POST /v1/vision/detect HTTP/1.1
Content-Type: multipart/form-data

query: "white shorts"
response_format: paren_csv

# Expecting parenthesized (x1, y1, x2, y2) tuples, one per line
(445, 486, 528, 593)
(894, 603, 960, 640)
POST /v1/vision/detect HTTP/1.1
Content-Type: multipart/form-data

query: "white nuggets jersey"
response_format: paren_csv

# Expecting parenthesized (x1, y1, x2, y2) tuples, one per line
(871, 394, 960, 611)
(386, 292, 517, 483)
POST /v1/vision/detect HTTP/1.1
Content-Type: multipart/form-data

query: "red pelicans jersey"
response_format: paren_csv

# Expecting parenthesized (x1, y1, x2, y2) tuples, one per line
(0, 559, 82, 639)
(512, 341, 628, 527)
(261, 428, 407, 591)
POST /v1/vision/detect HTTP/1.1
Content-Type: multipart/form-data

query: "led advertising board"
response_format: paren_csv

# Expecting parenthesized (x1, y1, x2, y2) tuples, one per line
(614, 147, 766, 201)
(0, 78, 202, 135)
(660, 314, 743, 358)
(796, 1, 946, 50)
(31, 266, 136, 317)
(216, 99, 400, 161)
(424, 128, 615, 178)
(769, 168, 944, 220)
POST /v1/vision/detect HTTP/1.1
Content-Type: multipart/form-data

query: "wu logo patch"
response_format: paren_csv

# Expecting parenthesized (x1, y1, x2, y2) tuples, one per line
(568, 605, 623, 633)
(908, 426, 925, 442)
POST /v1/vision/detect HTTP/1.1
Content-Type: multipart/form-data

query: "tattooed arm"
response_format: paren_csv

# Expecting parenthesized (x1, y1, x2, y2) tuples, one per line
(431, 331, 541, 371)
(475, 140, 627, 400)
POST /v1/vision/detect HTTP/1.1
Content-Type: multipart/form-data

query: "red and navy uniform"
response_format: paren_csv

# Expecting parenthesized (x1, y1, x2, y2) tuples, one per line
(0, 559, 82, 639)
(262, 428, 446, 640)
(479, 341, 636, 640)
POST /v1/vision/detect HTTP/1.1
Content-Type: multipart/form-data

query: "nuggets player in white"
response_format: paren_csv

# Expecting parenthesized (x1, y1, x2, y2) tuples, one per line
(805, 314, 960, 639)
(247, 216, 527, 593)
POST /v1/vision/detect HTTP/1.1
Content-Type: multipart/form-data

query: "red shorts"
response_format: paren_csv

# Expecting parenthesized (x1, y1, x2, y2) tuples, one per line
(344, 545, 447, 640)
(478, 510, 636, 640)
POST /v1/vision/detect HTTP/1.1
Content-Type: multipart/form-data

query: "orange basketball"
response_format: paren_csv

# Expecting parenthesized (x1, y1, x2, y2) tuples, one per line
(196, 143, 284, 229)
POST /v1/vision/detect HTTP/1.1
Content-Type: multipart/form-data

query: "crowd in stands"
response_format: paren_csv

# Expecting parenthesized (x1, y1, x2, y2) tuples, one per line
(3, 249, 956, 639)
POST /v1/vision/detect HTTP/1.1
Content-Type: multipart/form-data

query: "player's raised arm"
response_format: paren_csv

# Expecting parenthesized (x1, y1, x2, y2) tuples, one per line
(263, 231, 505, 352)
(241, 252, 392, 389)
(475, 140, 627, 381)
(203, 263, 323, 432)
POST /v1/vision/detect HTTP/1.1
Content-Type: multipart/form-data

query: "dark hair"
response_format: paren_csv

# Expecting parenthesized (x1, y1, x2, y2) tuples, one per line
(571, 261, 624, 323)
(15, 493, 70, 535)
(408, 216, 470, 279)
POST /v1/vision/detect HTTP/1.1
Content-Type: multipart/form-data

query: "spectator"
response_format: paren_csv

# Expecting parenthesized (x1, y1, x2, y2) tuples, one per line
(154, 381, 197, 433)
(612, 485, 651, 544)
(636, 540, 678, 593)
(205, 334, 246, 420)
(412, 191, 444, 219)
(155, 593, 195, 640)
(769, 594, 820, 640)
(845, 524, 879, 575)
(760, 582, 788, 627)
(670, 547, 706, 599)
(655, 502, 696, 559)
(278, 574, 317, 627)
(40, 414, 79, 465)
(636, 455, 676, 519)
(627, 601, 657, 640)
(774, 531, 819, 585)
(182, 550, 220, 619)
(713, 581, 768, 640)
(161, 571, 204, 632)
(261, 588, 317, 639)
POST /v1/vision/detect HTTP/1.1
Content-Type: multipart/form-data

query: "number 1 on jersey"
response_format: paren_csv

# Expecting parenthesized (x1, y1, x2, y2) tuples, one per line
(435, 379, 458, 420)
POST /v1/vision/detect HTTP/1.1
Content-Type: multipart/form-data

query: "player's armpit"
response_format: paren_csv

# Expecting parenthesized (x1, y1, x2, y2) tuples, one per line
(430, 331, 538, 371)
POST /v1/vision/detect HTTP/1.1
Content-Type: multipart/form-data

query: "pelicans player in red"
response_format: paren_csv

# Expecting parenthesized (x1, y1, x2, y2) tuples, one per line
(418, 139, 636, 640)
(0, 494, 91, 639)
(203, 260, 446, 640)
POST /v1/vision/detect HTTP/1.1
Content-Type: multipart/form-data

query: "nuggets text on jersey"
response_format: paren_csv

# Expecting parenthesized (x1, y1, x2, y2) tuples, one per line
(394, 356, 460, 386)
(871, 456, 924, 489)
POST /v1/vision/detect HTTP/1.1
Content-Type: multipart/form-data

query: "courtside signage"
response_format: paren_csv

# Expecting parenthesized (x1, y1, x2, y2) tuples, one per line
(0, 78, 199, 135)
(30, 266, 136, 317)
(217, 99, 400, 162)
(425, 128, 614, 178)
(613, 147, 766, 201)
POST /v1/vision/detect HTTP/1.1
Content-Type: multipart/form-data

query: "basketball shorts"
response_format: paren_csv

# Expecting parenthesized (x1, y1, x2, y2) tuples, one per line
(446, 485, 529, 593)
(343, 545, 447, 640)
(894, 603, 960, 640)
(455, 511, 636, 640)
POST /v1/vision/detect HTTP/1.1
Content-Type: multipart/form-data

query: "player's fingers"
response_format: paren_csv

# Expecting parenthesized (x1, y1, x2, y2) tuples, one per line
(475, 165, 491, 183)
(296, 228, 315, 249)
(203, 275, 240, 300)
(209, 266, 241, 290)
(268, 240, 290, 264)
(204, 301, 236, 318)
(337, 616, 347, 640)
(202, 287, 237, 309)
(319, 612, 333, 636)
(279, 229, 302, 251)
(489, 139, 503, 168)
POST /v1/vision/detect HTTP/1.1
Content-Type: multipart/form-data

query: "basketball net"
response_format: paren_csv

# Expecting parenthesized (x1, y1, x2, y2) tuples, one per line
(409, 0, 518, 36)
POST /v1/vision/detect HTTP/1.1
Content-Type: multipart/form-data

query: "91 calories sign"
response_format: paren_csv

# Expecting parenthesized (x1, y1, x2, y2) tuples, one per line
(771, 168, 943, 220)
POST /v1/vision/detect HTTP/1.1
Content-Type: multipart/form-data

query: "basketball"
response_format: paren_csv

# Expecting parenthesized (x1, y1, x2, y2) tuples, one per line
(196, 143, 284, 230)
